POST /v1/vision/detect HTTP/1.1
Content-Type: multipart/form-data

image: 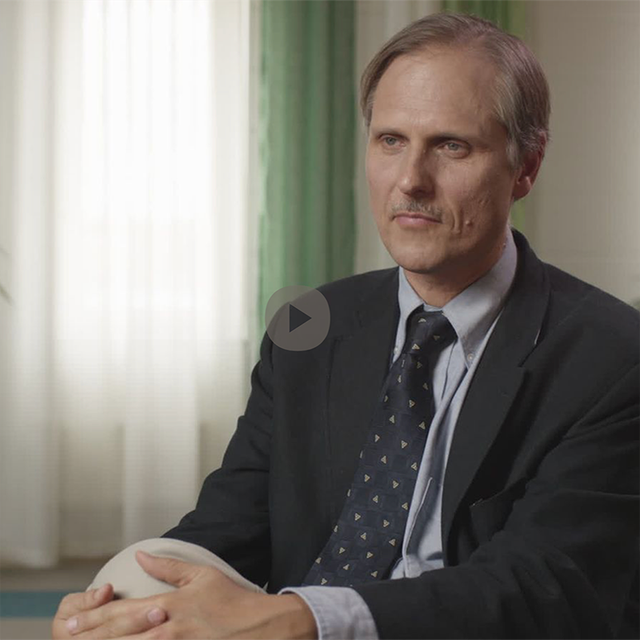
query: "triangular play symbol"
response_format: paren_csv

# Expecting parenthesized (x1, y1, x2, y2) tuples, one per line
(289, 304, 312, 332)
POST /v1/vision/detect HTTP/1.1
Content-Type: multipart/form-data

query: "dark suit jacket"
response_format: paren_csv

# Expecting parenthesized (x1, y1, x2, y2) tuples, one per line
(164, 231, 639, 638)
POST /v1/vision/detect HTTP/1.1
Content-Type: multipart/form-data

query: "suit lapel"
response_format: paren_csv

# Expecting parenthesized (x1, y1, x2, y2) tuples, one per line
(441, 232, 551, 556)
(326, 270, 400, 522)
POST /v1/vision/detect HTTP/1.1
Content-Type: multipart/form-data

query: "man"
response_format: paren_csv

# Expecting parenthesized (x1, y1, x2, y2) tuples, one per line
(53, 12, 639, 639)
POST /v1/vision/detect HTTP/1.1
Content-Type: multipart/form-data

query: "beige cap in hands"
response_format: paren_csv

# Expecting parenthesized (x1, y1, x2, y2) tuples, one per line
(87, 538, 265, 599)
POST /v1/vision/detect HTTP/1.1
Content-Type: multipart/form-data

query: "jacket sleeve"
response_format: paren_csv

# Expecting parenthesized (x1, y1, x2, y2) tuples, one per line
(354, 363, 639, 639)
(162, 333, 275, 588)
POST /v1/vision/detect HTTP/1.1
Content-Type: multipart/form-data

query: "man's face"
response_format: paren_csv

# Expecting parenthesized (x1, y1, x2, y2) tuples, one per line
(366, 47, 524, 290)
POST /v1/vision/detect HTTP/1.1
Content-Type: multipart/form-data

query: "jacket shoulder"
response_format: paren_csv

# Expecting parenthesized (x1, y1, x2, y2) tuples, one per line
(546, 265, 640, 336)
(544, 263, 640, 351)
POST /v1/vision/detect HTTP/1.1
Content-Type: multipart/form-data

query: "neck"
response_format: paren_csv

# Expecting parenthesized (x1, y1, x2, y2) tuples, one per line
(404, 271, 480, 307)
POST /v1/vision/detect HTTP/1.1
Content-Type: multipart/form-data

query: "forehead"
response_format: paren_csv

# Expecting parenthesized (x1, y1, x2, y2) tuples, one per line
(370, 47, 501, 137)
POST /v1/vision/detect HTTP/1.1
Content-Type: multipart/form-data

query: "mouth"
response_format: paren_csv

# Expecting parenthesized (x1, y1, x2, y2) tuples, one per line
(392, 212, 442, 227)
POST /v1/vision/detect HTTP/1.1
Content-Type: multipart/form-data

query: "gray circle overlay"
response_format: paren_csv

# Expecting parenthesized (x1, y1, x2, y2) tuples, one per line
(265, 285, 331, 352)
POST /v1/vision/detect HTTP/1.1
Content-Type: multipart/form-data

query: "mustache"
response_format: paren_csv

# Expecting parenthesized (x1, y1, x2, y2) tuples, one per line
(390, 201, 444, 220)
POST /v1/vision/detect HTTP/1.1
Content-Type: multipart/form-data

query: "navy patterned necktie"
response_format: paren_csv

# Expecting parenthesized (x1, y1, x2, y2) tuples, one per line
(303, 310, 455, 587)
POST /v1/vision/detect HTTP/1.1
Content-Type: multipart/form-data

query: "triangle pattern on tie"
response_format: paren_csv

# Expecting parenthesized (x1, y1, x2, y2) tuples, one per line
(302, 309, 455, 587)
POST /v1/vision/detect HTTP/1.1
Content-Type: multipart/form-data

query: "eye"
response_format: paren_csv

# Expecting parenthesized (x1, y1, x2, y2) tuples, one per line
(441, 140, 469, 158)
(381, 135, 401, 148)
(378, 135, 407, 153)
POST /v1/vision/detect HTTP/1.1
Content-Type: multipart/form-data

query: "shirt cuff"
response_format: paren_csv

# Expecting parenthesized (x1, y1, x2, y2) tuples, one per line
(279, 586, 379, 640)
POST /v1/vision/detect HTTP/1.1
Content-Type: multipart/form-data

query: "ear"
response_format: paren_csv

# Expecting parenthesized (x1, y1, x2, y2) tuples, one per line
(512, 136, 546, 201)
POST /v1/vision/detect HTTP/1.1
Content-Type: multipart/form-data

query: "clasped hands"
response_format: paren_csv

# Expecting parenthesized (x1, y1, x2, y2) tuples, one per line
(52, 551, 317, 639)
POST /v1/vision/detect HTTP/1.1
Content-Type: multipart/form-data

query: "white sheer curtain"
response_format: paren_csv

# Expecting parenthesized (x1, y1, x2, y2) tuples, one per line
(0, 0, 254, 567)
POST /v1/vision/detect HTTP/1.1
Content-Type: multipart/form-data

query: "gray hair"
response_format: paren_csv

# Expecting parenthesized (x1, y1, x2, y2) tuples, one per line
(360, 12, 550, 168)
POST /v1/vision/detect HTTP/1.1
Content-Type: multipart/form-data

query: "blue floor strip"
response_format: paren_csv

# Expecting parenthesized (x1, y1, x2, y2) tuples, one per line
(0, 591, 71, 618)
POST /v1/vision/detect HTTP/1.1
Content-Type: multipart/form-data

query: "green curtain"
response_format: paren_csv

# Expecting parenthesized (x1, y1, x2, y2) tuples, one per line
(441, 0, 529, 231)
(259, 0, 356, 333)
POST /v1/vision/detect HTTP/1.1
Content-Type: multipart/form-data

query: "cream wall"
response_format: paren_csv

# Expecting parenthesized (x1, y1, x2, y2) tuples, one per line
(527, 0, 640, 305)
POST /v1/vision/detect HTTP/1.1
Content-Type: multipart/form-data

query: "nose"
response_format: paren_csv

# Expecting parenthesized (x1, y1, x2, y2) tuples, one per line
(397, 149, 435, 198)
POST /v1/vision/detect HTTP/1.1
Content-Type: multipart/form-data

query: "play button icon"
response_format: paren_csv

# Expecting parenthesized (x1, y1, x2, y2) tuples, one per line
(289, 304, 312, 333)
(265, 285, 331, 351)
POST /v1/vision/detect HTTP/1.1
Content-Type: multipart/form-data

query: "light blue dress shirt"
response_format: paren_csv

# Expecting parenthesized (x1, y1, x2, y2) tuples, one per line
(283, 231, 518, 639)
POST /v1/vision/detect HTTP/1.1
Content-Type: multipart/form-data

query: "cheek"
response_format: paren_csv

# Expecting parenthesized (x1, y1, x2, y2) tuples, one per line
(367, 163, 395, 215)
(465, 192, 493, 219)
(443, 172, 502, 229)
(438, 176, 480, 229)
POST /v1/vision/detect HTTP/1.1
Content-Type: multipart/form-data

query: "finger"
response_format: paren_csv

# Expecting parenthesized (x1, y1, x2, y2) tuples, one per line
(135, 550, 200, 588)
(66, 601, 167, 638)
(57, 584, 115, 619)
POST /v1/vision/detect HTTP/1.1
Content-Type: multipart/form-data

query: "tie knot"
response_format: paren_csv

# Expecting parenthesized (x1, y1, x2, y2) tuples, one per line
(403, 310, 455, 357)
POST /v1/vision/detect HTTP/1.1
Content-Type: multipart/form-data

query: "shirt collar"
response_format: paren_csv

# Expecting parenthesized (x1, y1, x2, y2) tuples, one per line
(397, 228, 518, 368)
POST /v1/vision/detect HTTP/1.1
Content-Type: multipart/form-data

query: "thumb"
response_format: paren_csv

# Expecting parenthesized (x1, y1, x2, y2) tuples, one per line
(135, 550, 201, 588)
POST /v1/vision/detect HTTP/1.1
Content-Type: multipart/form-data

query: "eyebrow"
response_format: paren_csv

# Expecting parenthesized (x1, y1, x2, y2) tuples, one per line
(370, 127, 479, 143)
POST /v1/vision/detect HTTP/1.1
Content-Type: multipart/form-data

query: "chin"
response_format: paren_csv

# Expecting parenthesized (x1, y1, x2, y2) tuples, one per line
(380, 226, 447, 271)
(387, 247, 443, 275)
